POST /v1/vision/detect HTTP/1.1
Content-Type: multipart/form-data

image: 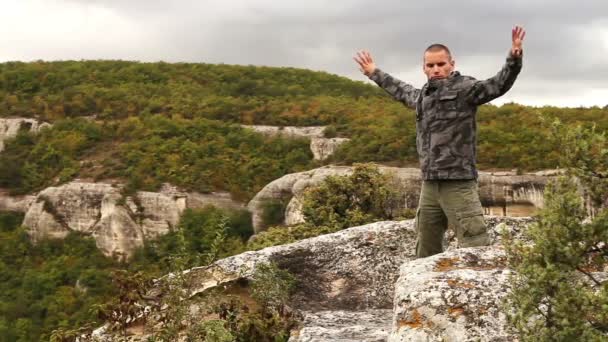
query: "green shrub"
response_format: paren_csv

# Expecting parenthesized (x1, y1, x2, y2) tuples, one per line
(248, 163, 405, 250)
(301, 163, 399, 230)
(260, 198, 288, 227)
(247, 223, 335, 251)
(504, 122, 608, 341)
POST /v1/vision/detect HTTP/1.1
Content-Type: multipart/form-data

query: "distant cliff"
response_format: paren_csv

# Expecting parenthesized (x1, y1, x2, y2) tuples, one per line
(1, 181, 245, 260)
(0, 118, 51, 152)
(241, 125, 350, 161)
(0, 165, 560, 259)
(247, 165, 556, 232)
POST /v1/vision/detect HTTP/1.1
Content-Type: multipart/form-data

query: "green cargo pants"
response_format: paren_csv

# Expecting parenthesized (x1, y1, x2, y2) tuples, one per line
(415, 179, 489, 258)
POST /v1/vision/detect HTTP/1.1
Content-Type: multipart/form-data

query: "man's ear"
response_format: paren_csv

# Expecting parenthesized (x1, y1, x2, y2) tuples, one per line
(450, 59, 455, 67)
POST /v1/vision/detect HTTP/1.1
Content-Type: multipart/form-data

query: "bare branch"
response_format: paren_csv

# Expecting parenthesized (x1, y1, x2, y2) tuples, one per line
(576, 267, 603, 287)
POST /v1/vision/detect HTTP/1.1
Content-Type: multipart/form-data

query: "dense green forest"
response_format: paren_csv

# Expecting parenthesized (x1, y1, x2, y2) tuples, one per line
(0, 166, 396, 341)
(0, 211, 116, 341)
(0, 206, 254, 341)
(0, 116, 313, 200)
(1, 61, 608, 198)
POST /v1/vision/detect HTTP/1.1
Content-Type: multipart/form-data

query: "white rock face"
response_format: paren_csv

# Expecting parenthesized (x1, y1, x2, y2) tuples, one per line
(248, 165, 551, 232)
(23, 182, 111, 240)
(288, 217, 532, 342)
(0, 190, 35, 212)
(19, 181, 245, 260)
(241, 125, 326, 138)
(0, 118, 51, 152)
(109, 217, 528, 342)
(25, 188, 152, 258)
(127, 190, 187, 240)
(187, 220, 418, 310)
(96, 217, 421, 341)
(388, 247, 515, 342)
(289, 309, 393, 342)
(94, 192, 145, 258)
(241, 124, 351, 161)
(310, 136, 350, 161)
(23, 199, 70, 240)
(95, 216, 534, 341)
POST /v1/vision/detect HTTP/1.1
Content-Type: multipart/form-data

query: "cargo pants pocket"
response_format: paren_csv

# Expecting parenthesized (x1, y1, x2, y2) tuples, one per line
(455, 207, 489, 248)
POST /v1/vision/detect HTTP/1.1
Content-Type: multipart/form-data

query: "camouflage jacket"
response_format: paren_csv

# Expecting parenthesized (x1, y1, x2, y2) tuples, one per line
(369, 53, 522, 180)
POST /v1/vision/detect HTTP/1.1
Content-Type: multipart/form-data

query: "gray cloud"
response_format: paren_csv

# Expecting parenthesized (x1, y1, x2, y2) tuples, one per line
(2, 0, 608, 106)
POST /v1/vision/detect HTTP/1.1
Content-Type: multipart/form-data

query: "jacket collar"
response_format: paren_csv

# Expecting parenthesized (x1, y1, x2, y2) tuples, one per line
(425, 71, 460, 94)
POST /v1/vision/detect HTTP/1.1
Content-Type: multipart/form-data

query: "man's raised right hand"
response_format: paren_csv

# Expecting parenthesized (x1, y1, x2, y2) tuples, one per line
(354, 50, 377, 76)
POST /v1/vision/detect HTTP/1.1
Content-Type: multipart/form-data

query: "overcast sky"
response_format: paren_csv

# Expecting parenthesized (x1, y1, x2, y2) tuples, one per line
(1, 0, 607, 107)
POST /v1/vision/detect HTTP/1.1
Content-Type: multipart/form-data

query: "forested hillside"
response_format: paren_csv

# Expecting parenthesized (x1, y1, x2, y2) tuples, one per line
(1, 61, 607, 340)
(1, 61, 607, 198)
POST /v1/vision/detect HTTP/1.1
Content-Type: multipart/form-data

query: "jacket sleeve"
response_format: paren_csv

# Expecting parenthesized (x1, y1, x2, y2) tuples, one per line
(466, 52, 523, 105)
(368, 69, 420, 109)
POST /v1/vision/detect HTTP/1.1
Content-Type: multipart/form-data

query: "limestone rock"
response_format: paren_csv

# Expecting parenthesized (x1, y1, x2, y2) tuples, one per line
(23, 198, 71, 240)
(284, 196, 305, 226)
(185, 218, 531, 341)
(247, 166, 352, 232)
(23, 182, 111, 240)
(248, 165, 550, 232)
(19, 181, 245, 259)
(126, 190, 186, 240)
(187, 220, 418, 310)
(0, 190, 35, 212)
(241, 125, 350, 161)
(388, 247, 515, 342)
(22, 182, 144, 259)
(93, 192, 144, 259)
(95, 217, 534, 341)
(289, 309, 393, 342)
(310, 136, 350, 161)
(0, 117, 51, 152)
(241, 125, 325, 138)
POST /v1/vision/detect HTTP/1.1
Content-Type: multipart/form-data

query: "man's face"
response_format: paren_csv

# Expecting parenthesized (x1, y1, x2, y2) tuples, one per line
(423, 50, 455, 80)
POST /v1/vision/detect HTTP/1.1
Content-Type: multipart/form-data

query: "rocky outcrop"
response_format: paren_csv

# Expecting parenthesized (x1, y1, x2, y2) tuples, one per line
(248, 165, 552, 232)
(310, 136, 350, 160)
(95, 193, 146, 258)
(17, 181, 245, 259)
(248, 166, 353, 230)
(92, 218, 420, 340)
(241, 125, 350, 161)
(290, 310, 393, 342)
(290, 217, 532, 342)
(22, 182, 183, 259)
(185, 216, 530, 303)
(187, 219, 419, 310)
(389, 247, 515, 341)
(0, 190, 35, 213)
(95, 216, 532, 341)
(241, 125, 326, 138)
(0, 118, 51, 152)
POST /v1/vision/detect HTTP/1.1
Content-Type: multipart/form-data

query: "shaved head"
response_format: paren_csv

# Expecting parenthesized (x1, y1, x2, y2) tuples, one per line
(425, 44, 452, 60)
